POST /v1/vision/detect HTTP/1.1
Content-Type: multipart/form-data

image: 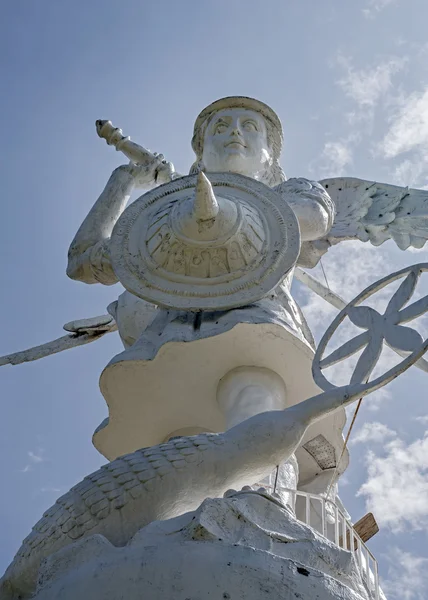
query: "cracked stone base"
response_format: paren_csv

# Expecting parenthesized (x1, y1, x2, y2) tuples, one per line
(31, 492, 373, 600)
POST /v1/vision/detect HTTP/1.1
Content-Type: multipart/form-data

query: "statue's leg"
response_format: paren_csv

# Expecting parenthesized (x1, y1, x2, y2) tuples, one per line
(217, 366, 298, 510)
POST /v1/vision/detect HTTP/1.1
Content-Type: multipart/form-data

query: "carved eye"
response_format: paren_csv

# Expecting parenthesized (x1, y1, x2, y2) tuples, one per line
(214, 122, 228, 134)
(243, 120, 257, 132)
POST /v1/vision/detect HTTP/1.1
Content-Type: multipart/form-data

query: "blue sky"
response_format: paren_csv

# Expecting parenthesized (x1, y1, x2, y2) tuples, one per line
(2, 1, 428, 597)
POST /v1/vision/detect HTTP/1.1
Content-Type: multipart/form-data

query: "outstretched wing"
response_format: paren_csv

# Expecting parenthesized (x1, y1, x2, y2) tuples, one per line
(298, 177, 428, 267)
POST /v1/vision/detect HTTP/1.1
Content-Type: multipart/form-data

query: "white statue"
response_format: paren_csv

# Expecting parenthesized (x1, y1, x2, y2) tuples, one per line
(62, 99, 344, 500)
(3, 353, 425, 599)
(4, 97, 427, 361)
(3, 90, 428, 599)
(3, 295, 428, 599)
(2, 95, 428, 504)
(67, 98, 332, 345)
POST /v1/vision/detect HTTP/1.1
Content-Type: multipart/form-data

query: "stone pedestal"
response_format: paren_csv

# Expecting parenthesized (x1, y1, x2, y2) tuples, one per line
(31, 492, 371, 600)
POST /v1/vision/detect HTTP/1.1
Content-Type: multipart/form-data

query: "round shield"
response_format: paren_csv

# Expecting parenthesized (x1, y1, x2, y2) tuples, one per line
(110, 172, 300, 311)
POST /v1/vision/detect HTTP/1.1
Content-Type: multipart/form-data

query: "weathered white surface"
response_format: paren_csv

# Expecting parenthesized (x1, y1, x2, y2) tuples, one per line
(3, 98, 337, 462)
(192, 170, 219, 220)
(109, 171, 300, 310)
(217, 366, 287, 429)
(0, 374, 400, 599)
(0, 316, 117, 367)
(63, 99, 336, 475)
(62, 315, 116, 334)
(6, 95, 428, 600)
(276, 178, 335, 242)
(67, 95, 333, 325)
(30, 492, 371, 600)
(10, 98, 428, 371)
(95, 317, 345, 473)
(106, 292, 157, 348)
(192, 97, 284, 186)
(217, 366, 298, 509)
(96, 292, 350, 484)
(300, 177, 428, 267)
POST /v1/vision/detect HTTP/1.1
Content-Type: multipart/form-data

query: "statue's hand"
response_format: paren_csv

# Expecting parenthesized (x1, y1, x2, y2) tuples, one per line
(115, 155, 175, 190)
(154, 158, 176, 185)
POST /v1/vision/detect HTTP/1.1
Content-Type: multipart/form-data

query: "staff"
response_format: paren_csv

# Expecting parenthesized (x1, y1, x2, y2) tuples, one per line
(95, 119, 173, 179)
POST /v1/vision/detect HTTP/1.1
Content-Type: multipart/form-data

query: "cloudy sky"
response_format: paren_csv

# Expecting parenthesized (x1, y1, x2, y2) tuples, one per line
(1, 1, 428, 597)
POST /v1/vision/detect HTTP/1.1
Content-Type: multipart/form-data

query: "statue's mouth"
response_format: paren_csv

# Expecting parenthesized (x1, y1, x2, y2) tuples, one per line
(226, 139, 246, 149)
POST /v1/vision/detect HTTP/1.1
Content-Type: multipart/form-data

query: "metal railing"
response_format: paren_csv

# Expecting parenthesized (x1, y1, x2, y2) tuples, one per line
(257, 485, 380, 600)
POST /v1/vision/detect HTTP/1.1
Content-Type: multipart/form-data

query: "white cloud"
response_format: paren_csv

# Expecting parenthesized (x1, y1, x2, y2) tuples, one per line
(391, 158, 428, 188)
(299, 241, 389, 324)
(315, 55, 406, 179)
(314, 54, 410, 184)
(378, 87, 428, 187)
(28, 450, 44, 464)
(20, 447, 47, 473)
(337, 55, 405, 110)
(381, 88, 428, 159)
(414, 415, 428, 425)
(317, 140, 353, 177)
(363, 0, 397, 19)
(350, 421, 396, 445)
(364, 387, 392, 412)
(357, 431, 428, 531)
(382, 547, 428, 600)
(39, 486, 61, 494)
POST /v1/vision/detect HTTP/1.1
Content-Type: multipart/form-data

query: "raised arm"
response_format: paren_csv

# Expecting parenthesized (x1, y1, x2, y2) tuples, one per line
(67, 158, 174, 285)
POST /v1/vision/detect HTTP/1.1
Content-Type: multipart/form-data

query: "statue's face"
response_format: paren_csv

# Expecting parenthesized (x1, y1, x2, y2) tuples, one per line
(202, 108, 272, 178)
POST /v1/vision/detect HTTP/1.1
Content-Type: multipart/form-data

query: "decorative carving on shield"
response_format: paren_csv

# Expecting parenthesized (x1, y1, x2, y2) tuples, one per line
(110, 172, 300, 310)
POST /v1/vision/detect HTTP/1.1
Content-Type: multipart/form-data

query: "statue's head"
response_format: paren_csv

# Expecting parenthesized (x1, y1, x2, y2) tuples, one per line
(191, 97, 286, 187)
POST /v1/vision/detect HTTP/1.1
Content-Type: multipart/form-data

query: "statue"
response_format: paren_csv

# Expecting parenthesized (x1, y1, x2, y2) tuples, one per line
(3, 96, 426, 363)
(64, 98, 346, 499)
(3, 337, 428, 599)
(67, 97, 332, 344)
(3, 95, 428, 505)
(3, 262, 428, 598)
(3, 96, 428, 600)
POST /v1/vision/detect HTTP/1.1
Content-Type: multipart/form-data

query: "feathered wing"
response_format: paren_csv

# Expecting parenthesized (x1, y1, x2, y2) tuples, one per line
(298, 177, 428, 268)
